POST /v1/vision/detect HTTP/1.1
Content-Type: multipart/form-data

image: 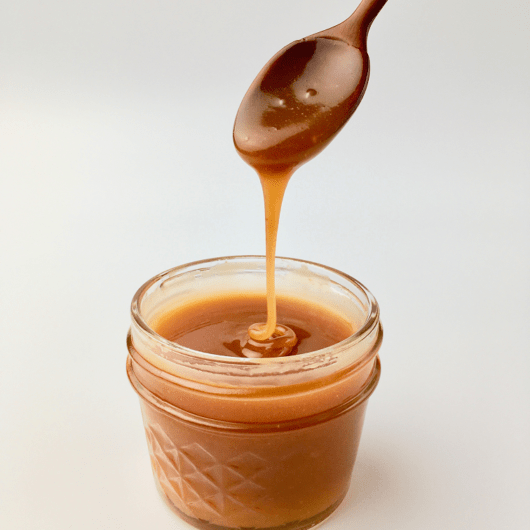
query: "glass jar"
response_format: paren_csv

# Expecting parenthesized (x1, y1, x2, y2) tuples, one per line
(127, 256, 382, 530)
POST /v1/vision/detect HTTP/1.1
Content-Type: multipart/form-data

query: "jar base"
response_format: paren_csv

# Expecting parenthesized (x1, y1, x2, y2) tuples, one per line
(155, 478, 346, 530)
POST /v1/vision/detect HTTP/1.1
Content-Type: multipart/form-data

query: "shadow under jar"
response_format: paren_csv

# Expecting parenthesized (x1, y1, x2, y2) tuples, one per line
(127, 256, 383, 530)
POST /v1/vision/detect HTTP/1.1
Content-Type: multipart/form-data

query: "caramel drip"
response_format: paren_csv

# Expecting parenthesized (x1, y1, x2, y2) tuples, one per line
(247, 170, 293, 341)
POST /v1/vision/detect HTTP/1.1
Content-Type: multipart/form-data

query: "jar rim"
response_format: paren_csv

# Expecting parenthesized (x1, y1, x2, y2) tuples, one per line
(130, 256, 380, 371)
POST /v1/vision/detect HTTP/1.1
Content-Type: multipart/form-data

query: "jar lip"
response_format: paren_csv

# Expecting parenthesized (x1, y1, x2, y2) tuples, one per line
(130, 255, 380, 368)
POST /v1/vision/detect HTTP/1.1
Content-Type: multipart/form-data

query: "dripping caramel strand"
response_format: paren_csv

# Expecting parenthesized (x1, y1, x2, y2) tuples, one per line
(248, 171, 292, 341)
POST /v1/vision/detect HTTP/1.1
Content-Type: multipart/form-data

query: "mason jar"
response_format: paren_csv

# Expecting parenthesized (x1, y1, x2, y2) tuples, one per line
(127, 256, 382, 530)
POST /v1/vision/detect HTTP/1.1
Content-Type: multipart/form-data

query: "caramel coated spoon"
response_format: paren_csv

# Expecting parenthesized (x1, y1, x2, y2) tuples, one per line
(234, 0, 388, 345)
(233, 0, 388, 174)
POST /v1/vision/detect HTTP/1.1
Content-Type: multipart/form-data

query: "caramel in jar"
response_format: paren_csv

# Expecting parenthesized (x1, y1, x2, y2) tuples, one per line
(127, 257, 382, 530)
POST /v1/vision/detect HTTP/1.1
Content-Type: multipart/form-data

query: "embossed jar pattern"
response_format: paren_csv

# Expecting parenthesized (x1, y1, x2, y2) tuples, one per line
(127, 257, 383, 530)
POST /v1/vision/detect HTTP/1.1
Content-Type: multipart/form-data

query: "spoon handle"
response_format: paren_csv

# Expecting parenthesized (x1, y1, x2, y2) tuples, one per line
(311, 0, 388, 49)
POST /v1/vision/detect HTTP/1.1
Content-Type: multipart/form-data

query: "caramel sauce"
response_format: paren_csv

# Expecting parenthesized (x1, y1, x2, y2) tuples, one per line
(243, 171, 293, 346)
(129, 2, 387, 526)
(152, 293, 353, 358)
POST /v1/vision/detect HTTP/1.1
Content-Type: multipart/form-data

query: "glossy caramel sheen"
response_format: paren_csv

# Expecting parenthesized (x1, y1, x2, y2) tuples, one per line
(234, 37, 368, 175)
(152, 293, 354, 358)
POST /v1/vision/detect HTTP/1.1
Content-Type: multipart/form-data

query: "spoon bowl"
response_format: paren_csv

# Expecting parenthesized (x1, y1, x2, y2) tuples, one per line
(233, 0, 388, 174)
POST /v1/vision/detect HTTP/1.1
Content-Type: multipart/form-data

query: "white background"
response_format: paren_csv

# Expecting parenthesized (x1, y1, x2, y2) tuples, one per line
(1, 1, 529, 529)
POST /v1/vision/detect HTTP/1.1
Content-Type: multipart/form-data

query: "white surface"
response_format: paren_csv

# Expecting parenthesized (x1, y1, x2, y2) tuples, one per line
(1, 1, 529, 529)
